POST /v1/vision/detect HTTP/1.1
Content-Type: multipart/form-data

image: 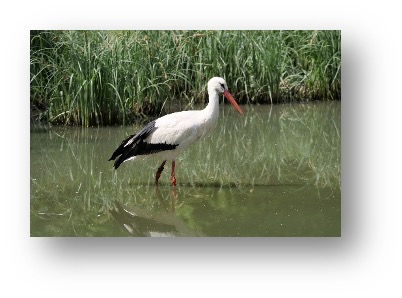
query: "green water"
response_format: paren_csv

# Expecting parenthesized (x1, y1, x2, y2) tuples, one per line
(30, 102, 341, 236)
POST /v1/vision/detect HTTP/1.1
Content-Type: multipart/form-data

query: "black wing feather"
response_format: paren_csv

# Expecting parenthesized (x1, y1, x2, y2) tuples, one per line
(108, 120, 178, 169)
(108, 121, 157, 167)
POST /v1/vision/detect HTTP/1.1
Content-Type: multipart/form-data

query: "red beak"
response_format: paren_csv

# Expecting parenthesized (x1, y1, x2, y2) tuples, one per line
(223, 90, 244, 115)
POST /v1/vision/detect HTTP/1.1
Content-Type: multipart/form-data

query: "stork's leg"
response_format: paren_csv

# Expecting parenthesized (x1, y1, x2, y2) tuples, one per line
(170, 160, 177, 187)
(155, 160, 166, 185)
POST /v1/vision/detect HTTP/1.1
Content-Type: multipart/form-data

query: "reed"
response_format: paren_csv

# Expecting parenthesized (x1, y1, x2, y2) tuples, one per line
(30, 30, 341, 126)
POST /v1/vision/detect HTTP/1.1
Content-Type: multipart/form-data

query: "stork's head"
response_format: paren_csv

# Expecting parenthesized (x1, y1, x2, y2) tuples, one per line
(208, 77, 244, 115)
(208, 77, 229, 94)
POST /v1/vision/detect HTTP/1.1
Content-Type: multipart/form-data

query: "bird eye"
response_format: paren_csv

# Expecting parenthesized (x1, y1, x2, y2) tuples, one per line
(220, 83, 225, 89)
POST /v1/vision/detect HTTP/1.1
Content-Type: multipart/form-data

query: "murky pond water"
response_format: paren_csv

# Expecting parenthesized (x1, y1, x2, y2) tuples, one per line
(30, 102, 340, 236)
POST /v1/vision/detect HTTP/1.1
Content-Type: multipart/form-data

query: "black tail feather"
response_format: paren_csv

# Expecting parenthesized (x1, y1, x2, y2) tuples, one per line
(108, 133, 136, 162)
(109, 120, 158, 169)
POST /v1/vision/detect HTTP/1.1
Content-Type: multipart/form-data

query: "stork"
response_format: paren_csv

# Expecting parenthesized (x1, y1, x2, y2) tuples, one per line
(108, 77, 244, 186)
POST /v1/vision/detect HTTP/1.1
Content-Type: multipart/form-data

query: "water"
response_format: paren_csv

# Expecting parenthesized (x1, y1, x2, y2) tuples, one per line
(30, 102, 341, 237)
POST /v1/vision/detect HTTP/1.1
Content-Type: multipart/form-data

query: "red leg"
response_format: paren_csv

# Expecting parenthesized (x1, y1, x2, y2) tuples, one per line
(155, 160, 166, 185)
(170, 160, 177, 187)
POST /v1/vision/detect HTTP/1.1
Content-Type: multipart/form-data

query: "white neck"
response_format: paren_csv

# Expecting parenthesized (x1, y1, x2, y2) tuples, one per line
(192, 88, 220, 141)
(204, 88, 220, 123)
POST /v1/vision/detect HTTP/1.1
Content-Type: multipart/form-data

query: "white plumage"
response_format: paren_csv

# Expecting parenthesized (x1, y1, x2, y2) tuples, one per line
(109, 77, 244, 186)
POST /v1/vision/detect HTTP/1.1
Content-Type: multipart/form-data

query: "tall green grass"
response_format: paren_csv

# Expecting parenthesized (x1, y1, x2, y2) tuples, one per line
(30, 30, 341, 126)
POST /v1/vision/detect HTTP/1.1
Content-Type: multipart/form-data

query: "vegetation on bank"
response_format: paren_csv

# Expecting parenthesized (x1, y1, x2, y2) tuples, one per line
(30, 30, 341, 126)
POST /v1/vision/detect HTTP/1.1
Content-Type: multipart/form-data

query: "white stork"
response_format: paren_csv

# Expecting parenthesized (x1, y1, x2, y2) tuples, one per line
(108, 77, 244, 186)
